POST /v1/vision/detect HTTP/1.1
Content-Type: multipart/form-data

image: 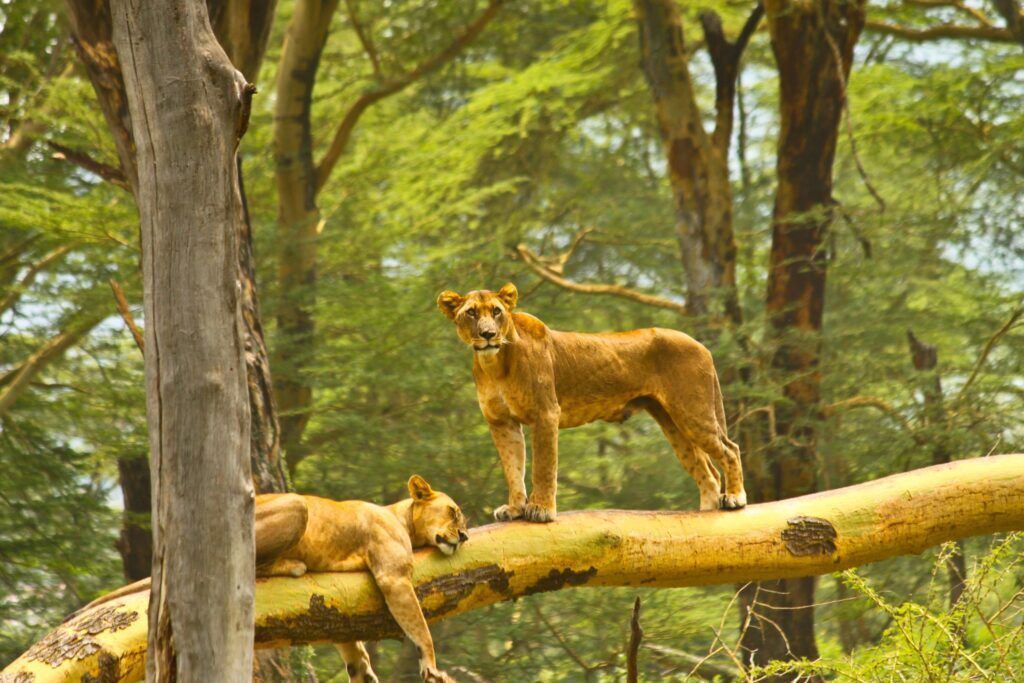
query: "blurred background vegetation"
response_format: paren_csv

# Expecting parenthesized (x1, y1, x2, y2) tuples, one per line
(1, 0, 1022, 680)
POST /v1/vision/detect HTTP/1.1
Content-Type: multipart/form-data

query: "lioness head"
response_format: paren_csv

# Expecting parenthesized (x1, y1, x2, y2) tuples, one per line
(436, 283, 518, 356)
(407, 475, 469, 556)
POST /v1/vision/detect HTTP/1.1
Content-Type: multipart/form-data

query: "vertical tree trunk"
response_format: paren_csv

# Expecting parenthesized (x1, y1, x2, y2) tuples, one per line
(633, 0, 759, 324)
(907, 331, 966, 607)
(273, 0, 339, 472)
(114, 454, 152, 582)
(110, 1, 256, 679)
(739, 0, 866, 675)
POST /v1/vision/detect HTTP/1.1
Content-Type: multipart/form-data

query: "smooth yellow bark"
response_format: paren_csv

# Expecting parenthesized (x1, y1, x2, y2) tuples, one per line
(4, 454, 1023, 682)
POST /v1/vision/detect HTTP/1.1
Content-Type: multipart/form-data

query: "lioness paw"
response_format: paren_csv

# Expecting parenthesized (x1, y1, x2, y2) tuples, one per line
(523, 503, 556, 523)
(346, 665, 378, 683)
(493, 504, 525, 522)
(720, 492, 747, 510)
(421, 665, 456, 683)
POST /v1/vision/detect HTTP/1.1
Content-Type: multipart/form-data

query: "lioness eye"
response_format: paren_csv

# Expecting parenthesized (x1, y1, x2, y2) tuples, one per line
(467, 309, 477, 318)
(493, 307, 502, 316)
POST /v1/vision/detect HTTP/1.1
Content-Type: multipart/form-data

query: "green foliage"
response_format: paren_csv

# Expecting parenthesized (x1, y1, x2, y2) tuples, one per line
(750, 535, 1024, 682)
(2, 0, 1023, 678)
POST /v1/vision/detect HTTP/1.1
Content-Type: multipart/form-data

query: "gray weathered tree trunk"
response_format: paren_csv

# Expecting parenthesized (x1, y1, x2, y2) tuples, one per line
(110, 1, 256, 679)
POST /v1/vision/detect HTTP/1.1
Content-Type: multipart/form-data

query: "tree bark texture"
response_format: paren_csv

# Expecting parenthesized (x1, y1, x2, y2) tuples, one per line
(6, 454, 1023, 682)
(63, 0, 138, 193)
(633, 0, 760, 323)
(110, 1, 256, 679)
(206, 0, 280, 81)
(741, 0, 866, 671)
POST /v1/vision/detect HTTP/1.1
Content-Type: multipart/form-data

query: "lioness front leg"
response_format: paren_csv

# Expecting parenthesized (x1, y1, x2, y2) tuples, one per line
(488, 418, 527, 521)
(337, 642, 378, 683)
(525, 412, 559, 522)
(369, 548, 454, 683)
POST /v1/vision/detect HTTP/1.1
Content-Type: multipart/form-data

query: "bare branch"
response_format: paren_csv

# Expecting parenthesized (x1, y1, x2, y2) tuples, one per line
(314, 0, 505, 194)
(109, 279, 145, 354)
(0, 314, 103, 418)
(819, 4, 886, 210)
(991, 0, 1024, 47)
(516, 243, 689, 316)
(0, 245, 72, 316)
(48, 141, 130, 191)
(344, 0, 382, 78)
(643, 643, 737, 681)
(955, 305, 1024, 404)
(907, 0, 997, 25)
(700, 3, 765, 153)
(865, 19, 1016, 42)
(822, 395, 925, 444)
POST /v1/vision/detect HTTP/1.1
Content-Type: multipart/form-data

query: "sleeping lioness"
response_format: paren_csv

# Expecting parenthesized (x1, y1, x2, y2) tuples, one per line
(437, 283, 746, 522)
(72, 476, 467, 683)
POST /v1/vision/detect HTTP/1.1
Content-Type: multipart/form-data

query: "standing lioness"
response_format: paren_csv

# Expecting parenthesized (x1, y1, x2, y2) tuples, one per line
(438, 283, 746, 522)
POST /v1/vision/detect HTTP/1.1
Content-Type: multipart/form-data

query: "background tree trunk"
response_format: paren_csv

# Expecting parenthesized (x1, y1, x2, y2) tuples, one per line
(907, 330, 967, 607)
(272, 0, 339, 472)
(114, 455, 152, 583)
(8, 454, 1021, 682)
(740, 0, 866, 675)
(110, 0, 256, 678)
(633, 0, 759, 324)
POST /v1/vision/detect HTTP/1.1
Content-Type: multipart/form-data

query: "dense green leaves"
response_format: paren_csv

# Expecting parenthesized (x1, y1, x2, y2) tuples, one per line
(1, 0, 1022, 678)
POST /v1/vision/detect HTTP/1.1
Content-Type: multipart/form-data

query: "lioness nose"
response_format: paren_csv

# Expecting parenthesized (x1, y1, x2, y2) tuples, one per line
(480, 330, 496, 340)
(435, 534, 445, 544)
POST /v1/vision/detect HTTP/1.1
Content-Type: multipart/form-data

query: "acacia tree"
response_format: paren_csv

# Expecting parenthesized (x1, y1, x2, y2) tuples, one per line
(109, 0, 256, 677)
(5, 454, 1023, 681)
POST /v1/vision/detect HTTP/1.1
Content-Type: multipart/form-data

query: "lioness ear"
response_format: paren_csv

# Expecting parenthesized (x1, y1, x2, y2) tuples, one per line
(497, 282, 518, 311)
(436, 290, 464, 321)
(408, 475, 434, 501)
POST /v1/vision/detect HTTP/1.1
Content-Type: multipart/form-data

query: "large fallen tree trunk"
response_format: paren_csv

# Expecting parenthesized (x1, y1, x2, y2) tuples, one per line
(4, 454, 1023, 682)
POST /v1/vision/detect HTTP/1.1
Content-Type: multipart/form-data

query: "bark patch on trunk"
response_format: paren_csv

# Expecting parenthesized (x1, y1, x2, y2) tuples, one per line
(782, 516, 838, 556)
(25, 607, 137, 667)
(523, 567, 598, 596)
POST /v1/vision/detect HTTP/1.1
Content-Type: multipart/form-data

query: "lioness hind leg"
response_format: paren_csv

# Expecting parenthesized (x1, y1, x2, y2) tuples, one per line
(644, 400, 722, 511)
(338, 642, 379, 683)
(672, 410, 746, 510)
(712, 432, 746, 509)
(255, 493, 308, 570)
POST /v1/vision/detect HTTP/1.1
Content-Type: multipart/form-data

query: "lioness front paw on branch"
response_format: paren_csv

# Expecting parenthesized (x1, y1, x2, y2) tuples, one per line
(438, 282, 747, 521)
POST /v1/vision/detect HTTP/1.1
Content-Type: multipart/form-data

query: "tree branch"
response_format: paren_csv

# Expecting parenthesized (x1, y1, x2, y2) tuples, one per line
(314, 0, 505, 194)
(955, 305, 1023, 404)
(109, 279, 145, 354)
(516, 243, 689, 316)
(48, 141, 130, 191)
(6, 454, 1023, 682)
(0, 314, 103, 418)
(0, 245, 72, 316)
(344, 0, 382, 78)
(990, 0, 1024, 47)
(865, 19, 1016, 42)
(700, 3, 764, 153)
